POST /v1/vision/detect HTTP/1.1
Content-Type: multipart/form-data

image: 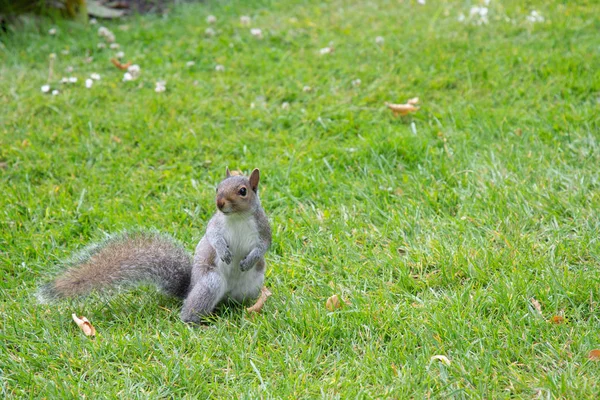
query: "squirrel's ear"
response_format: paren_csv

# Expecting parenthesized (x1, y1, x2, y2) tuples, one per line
(249, 168, 260, 192)
(225, 167, 231, 178)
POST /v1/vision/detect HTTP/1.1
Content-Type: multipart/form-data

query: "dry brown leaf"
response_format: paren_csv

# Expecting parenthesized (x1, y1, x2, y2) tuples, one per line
(386, 102, 419, 117)
(325, 294, 342, 311)
(111, 135, 122, 143)
(531, 298, 543, 316)
(72, 314, 96, 337)
(550, 315, 564, 324)
(588, 350, 600, 361)
(430, 355, 451, 366)
(110, 58, 132, 70)
(246, 287, 272, 313)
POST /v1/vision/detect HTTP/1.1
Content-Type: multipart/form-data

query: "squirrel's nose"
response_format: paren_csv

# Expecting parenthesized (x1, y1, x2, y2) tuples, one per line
(217, 198, 225, 210)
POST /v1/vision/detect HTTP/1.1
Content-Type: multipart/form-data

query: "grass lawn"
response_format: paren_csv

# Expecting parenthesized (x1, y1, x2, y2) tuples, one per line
(1, 0, 600, 397)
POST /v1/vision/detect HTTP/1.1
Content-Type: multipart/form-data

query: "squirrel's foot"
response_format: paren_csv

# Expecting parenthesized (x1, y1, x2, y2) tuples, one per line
(239, 257, 255, 271)
(220, 248, 232, 264)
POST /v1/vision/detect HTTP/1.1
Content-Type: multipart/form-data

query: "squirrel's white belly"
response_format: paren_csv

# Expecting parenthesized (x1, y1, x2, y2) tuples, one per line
(219, 217, 264, 300)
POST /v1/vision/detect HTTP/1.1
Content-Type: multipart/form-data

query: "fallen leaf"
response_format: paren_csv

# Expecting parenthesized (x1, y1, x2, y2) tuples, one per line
(21, 139, 31, 148)
(391, 363, 398, 375)
(325, 294, 342, 311)
(431, 355, 451, 366)
(246, 287, 272, 313)
(111, 58, 131, 71)
(515, 128, 522, 136)
(588, 350, 600, 361)
(550, 315, 564, 324)
(72, 314, 96, 337)
(111, 135, 122, 143)
(386, 102, 419, 117)
(531, 298, 543, 316)
(87, 0, 126, 18)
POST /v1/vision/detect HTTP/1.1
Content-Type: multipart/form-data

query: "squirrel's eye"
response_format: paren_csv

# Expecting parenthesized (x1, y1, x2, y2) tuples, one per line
(239, 187, 247, 196)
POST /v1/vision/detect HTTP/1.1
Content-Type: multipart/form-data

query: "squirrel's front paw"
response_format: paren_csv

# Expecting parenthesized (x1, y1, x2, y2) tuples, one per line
(240, 257, 254, 271)
(220, 248, 232, 264)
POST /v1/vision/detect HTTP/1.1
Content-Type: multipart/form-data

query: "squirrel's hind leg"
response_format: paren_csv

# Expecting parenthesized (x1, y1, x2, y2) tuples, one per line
(180, 268, 226, 324)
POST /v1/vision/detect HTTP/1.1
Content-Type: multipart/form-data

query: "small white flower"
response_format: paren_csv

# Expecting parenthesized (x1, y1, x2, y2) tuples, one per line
(110, 43, 120, 49)
(61, 49, 69, 55)
(281, 102, 290, 110)
(250, 28, 263, 38)
(526, 10, 544, 23)
(215, 64, 225, 71)
(123, 72, 133, 82)
(205, 27, 216, 37)
(206, 15, 216, 24)
(458, 13, 466, 22)
(240, 16, 251, 25)
(65, 66, 74, 73)
(417, 0, 425, 4)
(85, 79, 93, 88)
(84, 56, 94, 63)
(98, 26, 116, 42)
(375, 36, 384, 45)
(90, 18, 97, 25)
(97, 43, 106, 49)
(303, 86, 312, 92)
(68, 77, 77, 83)
(320, 47, 333, 55)
(49, 28, 57, 35)
(115, 51, 125, 59)
(60, 77, 69, 84)
(41, 85, 51, 93)
(90, 73, 101, 80)
(127, 64, 141, 79)
(155, 80, 167, 93)
(52, 89, 59, 96)
(49, 53, 56, 60)
(352, 79, 361, 87)
(469, 6, 489, 24)
(186, 61, 195, 67)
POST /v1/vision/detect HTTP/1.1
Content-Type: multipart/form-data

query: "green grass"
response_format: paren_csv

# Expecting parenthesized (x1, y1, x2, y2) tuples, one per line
(1, 0, 600, 397)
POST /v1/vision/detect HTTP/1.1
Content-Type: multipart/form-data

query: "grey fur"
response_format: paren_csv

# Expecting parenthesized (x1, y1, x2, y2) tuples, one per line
(37, 230, 193, 302)
(37, 168, 272, 324)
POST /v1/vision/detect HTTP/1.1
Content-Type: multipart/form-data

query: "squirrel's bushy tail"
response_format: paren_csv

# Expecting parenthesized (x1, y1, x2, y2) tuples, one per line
(37, 230, 193, 303)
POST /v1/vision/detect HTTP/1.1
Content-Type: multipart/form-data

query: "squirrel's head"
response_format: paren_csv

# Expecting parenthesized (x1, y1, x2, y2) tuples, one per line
(215, 168, 261, 215)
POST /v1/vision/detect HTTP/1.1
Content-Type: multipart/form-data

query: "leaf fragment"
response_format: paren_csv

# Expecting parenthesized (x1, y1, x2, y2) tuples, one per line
(588, 350, 600, 361)
(246, 287, 272, 313)
(111, 58, 131, 70)
(72, 314, 96, 337)
(530, 298, 543, 316)
(550, 315, 564, 324)
(386, 102, 419, 117)
(431, 355, 451, 366)
(325, 294, 342, 311)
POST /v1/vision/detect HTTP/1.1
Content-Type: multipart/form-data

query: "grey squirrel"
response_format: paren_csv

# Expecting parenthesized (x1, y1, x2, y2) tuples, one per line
(37, 168, 272, 324)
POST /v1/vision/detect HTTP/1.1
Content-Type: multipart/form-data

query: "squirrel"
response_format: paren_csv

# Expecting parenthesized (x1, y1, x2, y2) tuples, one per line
(37, 168, 272, 324)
